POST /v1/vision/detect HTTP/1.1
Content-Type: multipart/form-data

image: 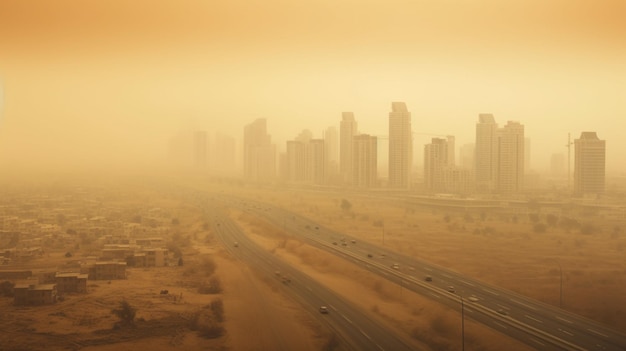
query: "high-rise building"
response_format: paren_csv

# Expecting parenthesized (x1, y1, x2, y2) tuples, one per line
(574, 132, 605, 196)
(424, 138, 449, 192)
(340, 112, 358, 184)
(324, 126, 339, 180)
(496, 121, 525, 194)
(459, 143, 475, 171)
(352, 134, 378, 188)
(524, 137, 531, 173)
(446, 135, 456, 166)
(388, 102, 412, 188)
(286, 140, 305, 182)
(243, 118, 276, 182)
(475, 113, 498, 192)
(307, 139, 326, 184)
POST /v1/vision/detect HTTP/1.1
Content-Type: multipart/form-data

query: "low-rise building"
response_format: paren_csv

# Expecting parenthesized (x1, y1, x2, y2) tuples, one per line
(55, 272, 88, 293)
(88, 262, 126, 280)
(13, 283, 57, 305)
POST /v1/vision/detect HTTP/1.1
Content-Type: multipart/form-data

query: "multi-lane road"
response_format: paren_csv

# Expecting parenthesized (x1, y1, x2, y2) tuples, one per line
(225, 196, 626, 351)
(204, 204, 418, 351)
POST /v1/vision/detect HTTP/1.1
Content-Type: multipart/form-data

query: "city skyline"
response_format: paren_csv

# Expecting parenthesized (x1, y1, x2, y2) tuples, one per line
(0, 1, 624, 174)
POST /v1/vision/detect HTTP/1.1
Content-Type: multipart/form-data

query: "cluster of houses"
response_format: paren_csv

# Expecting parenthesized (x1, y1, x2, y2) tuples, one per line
(0, 189, 177, 306)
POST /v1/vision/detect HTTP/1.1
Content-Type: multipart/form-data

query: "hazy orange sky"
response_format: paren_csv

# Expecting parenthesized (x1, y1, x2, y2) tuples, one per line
(0, 0, 625, 173)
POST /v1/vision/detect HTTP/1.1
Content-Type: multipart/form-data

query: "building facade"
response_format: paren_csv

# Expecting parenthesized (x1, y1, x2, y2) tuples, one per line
(496, 121, 525, 194)
(574, 132, 606, 196)
(352, 134, 378, 188)
(388, 102, 412, 189)
(475, 113, 498, 192)
(340, 112, 358, 184)
(243, 118, 276, 182)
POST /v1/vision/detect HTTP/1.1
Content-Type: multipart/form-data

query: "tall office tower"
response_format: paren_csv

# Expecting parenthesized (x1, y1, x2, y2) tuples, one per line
(213, 132, 236, 175)
(307, 139, 326, 184)
(243, 118, 276, 182)
(340, 112, 358, 183)
(388, 102, 412, 189)
(193, 130, 208, 170)
(496, 121, 525, 194)
(550, 153, 566, 177)
(286, 140, 306, 182)
(475, 114, 499, 192)
(352, 134, 378, 188)
(459, 143, 475, 171)
(424, 138, 449, 192)
(574, 132, 605, 196)
(524, 137, 531, 173)
(446, 135, 456, 166)
(324, 126, 339, 180)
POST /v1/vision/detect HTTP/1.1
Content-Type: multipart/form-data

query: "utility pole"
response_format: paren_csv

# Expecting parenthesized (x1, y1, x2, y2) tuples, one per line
(461, 297, 465, 351)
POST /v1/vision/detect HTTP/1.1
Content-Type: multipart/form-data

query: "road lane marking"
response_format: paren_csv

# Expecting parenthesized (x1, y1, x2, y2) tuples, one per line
(306, 286, 312, 292)
(442, 273, 452, 278)
(494, 321, 508, 329)
(558, 328, 574, 337)
(482, 288, 500, 296)
(341, 314, 354, 324)
(525, 315, 543, 323)
(376, 344, 385, 351)
(510, 298, 538, 311)
(529, 338, 546, 346)
(587, 328, 609, 338)
(330, 305, 337, 311)
(359, 328, 372, 340)
(459, 279, 475, 287)
(430, 293, 441, 299)
(555, 315, 573, 324)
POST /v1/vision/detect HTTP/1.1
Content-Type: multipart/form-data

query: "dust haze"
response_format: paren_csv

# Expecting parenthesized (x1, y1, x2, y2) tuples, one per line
(1, 1, 626, 351)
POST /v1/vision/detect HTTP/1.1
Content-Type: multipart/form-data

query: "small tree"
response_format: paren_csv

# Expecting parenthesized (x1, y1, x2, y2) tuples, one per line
(111, 300, 136, 326)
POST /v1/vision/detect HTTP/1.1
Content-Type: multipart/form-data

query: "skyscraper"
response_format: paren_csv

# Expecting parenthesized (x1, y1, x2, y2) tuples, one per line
(243, 118, 276, 182)
(496, 121, 525, 194)
(574, 132, 605, 196)
(286, 140, 305, 182)
(475, 113, 498, 192)
(324, 126, 339, 180)
(308, 139, 326, 184)
(340, 112, 358, 184)
(388, 102, 412, 189)
(446, 135, 456, 166)
(352, 134, 378, 188)
(424, 138, 449, 192)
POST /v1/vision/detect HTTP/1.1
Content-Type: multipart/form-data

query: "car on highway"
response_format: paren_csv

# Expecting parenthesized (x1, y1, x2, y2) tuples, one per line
(332, 242, 338, 245)
(468, 296, 479, 302)
(351, 239, 356, 244)
(497, 308, 508, 316)
(425, 275, 432, 282)
(233, 242, 239, 247)
(319, 306, 329, 314)
(447, 286, 455, 293)
(367, 253, 373, 258)
(391, 263, 400, 270)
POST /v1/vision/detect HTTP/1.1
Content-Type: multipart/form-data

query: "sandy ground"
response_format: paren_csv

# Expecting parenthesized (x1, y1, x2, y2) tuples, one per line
(232, 187, 626, 333)
(2, 182, 624, 351)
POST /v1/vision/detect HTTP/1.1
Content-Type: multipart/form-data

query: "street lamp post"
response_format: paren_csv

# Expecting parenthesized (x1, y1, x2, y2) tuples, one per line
(461, 296, 465, 351)
(548, 258, 563, 308)
(556, 260, 563, 308)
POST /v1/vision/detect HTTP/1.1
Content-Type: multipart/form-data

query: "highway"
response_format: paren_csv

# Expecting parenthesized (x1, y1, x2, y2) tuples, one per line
(226, 195, 626, 351)
(203, 204, 418, 351)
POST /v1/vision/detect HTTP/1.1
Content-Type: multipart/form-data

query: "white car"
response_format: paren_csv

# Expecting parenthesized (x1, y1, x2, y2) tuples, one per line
(319, 306, 329, 314)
